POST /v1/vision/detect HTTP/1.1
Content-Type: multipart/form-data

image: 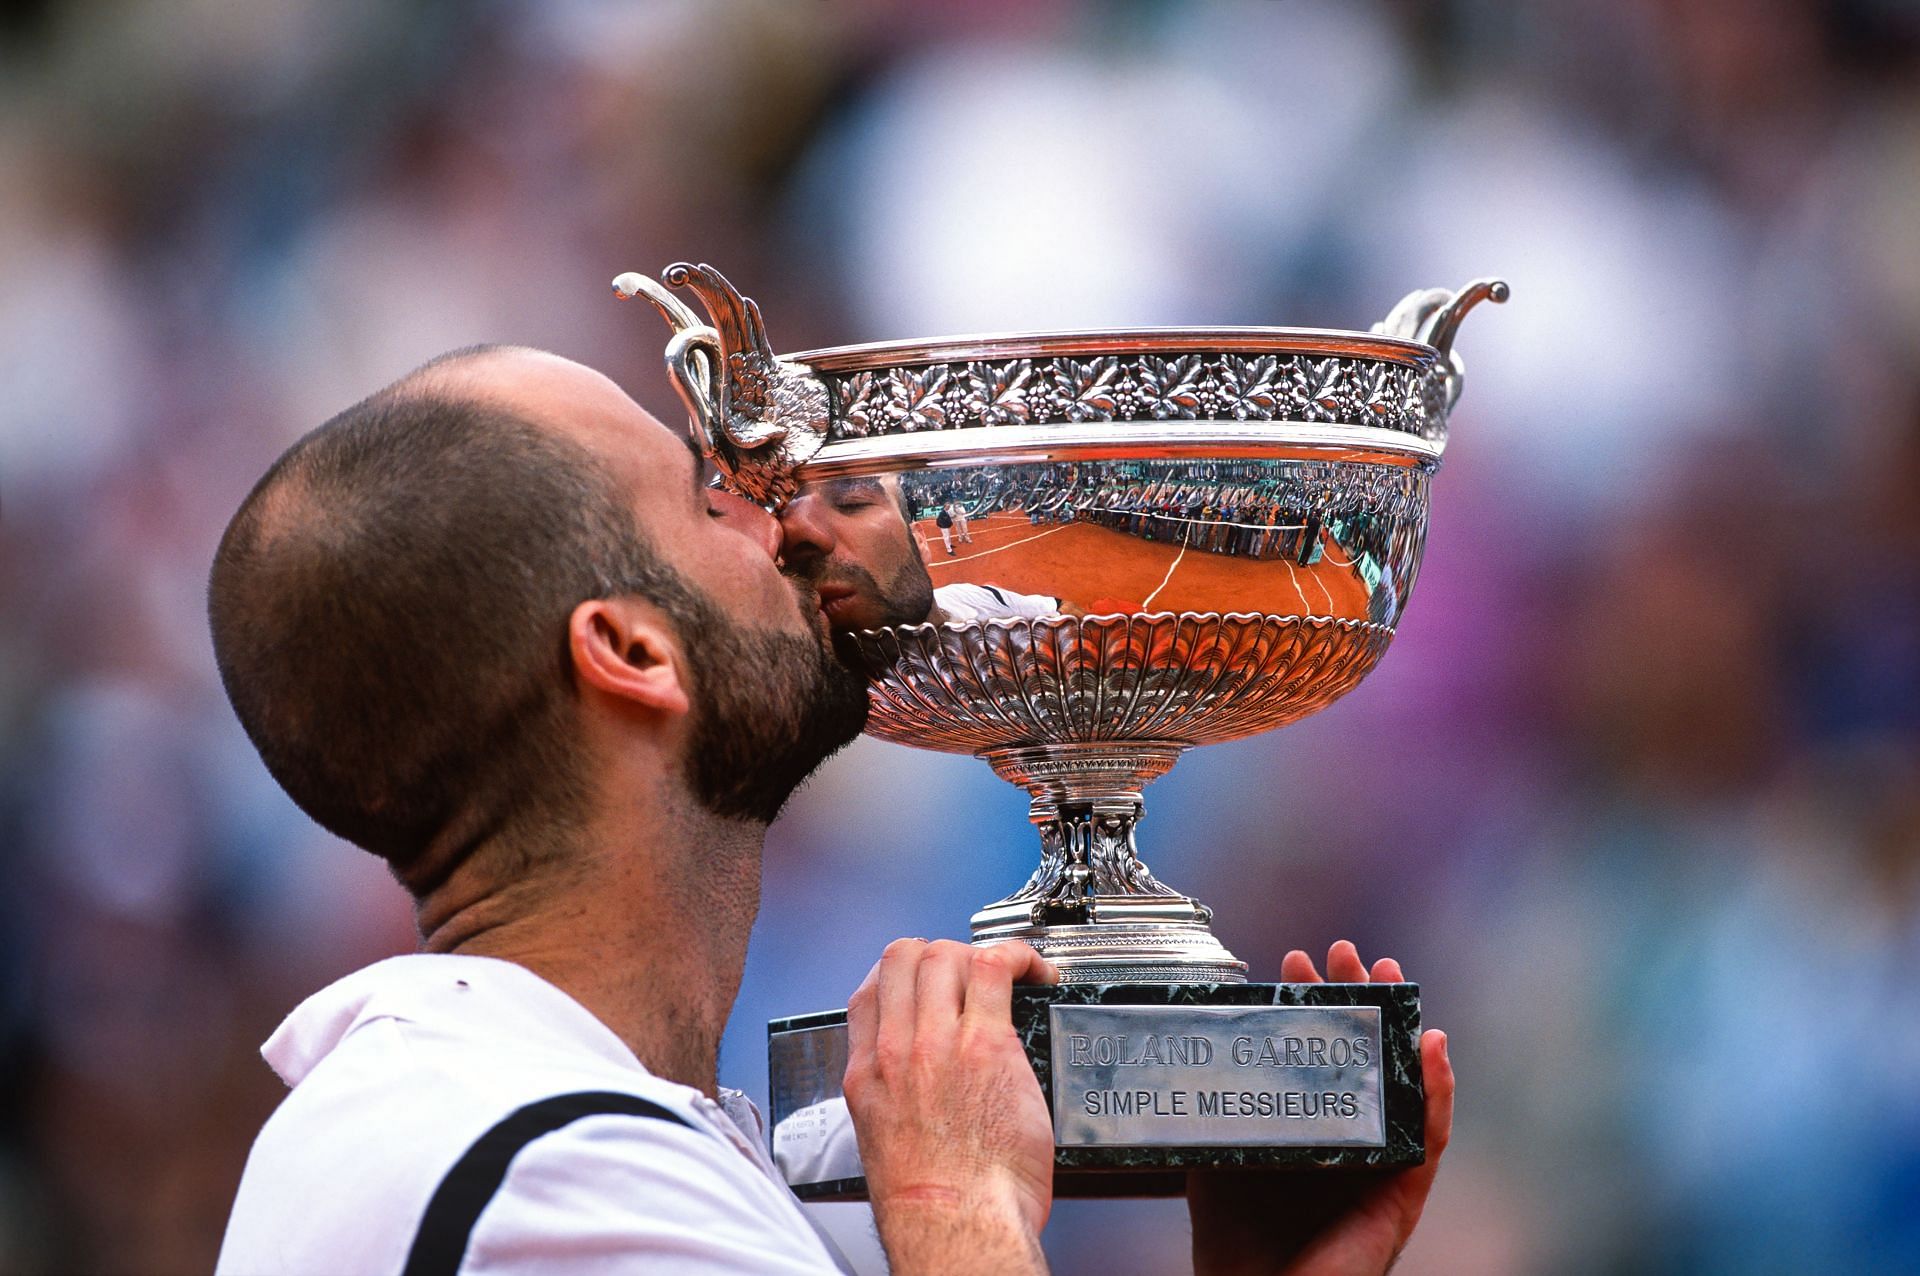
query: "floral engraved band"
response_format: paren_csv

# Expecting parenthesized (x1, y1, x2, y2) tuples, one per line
(824, 351, 1451, 442)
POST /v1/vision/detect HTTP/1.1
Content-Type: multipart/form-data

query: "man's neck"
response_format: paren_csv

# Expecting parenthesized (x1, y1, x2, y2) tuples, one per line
(420, 804, 767, 1098)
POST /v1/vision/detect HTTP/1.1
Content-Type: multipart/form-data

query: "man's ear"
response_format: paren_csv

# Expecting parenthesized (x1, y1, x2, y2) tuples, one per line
(568, 597, 691, 718)
(913, 526, 934, 567)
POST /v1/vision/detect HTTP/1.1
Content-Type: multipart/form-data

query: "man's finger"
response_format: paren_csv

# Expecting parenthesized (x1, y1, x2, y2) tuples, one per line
(1370, 956, 1405, 983)
(874, 938, 927, 1063)
(1380, 1029, 1453, 1236)
(1002, 940, 1059, 987)
(1421, 1029, 1454, 1161)
(846, 957, 883, 1062)
(961, 941, 1054, 1027)
(1281, 948, 1322, 982)
(1326, 939, 1368, 982)
(914, 940, 972, 1039)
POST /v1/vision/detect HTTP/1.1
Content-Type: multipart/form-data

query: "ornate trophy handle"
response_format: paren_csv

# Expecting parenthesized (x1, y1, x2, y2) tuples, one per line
(1373, 277, 1510, 410)
(612, 271, 724, 460)
(612, 263, 829, 509)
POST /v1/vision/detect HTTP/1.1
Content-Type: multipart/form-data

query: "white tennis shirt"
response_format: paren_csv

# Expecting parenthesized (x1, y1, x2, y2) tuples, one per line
(217, 954, 850, 1275)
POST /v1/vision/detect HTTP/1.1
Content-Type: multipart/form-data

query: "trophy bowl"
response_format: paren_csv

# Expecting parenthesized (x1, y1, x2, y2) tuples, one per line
(614, 263, 1505, 1193)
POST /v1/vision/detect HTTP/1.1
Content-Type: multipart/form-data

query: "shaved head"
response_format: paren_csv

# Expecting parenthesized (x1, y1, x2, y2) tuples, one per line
(208, 346, 694, 891)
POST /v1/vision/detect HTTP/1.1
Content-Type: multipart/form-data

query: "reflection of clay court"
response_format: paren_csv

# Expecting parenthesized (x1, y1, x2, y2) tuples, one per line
(917, 511, 1371, 618)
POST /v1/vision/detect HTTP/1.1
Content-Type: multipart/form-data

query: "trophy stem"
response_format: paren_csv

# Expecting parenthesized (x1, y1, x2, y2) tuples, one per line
(971, 742, 1247, 984)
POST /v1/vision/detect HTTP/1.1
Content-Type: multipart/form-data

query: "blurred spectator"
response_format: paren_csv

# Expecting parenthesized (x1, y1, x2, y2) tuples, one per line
(1, 1, 1915, 1272)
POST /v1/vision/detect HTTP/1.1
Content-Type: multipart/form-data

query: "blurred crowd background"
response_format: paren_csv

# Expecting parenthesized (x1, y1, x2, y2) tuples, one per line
(3, 1, 1918, 1272)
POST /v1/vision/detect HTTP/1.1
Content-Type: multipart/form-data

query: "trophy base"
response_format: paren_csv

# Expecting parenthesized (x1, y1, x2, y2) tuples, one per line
(971, 908, 1251, 985)
(767, 981, 1425, 1202)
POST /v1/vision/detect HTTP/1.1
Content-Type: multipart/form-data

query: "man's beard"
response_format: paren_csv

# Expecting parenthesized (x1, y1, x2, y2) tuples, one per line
(838, 556, 935, 631)
(829, 553, 935, 675)
(677, 577, 870, 824)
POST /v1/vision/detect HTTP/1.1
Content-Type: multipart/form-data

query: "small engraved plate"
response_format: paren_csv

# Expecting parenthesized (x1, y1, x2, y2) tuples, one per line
(1049, 1004, 1385, 1147)
(768, 1022, 863, 1186)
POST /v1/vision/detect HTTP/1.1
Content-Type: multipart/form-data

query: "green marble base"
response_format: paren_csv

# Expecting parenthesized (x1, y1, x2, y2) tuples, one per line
(768, 981, 1425, 1201)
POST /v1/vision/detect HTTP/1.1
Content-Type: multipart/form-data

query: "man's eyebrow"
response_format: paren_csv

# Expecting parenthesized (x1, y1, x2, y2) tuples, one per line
(823, 477, 885, 499)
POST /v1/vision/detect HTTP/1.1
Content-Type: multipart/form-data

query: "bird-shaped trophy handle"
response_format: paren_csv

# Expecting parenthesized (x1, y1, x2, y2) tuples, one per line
(613, 263, 829, 509)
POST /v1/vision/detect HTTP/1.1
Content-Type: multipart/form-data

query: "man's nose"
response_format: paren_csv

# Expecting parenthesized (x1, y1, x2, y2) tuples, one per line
(710, 488, 781, 560)
(776, 492, 834, 564)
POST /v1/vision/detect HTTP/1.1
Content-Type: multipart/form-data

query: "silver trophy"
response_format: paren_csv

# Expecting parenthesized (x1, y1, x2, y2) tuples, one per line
(616, 263, 1504, 1195)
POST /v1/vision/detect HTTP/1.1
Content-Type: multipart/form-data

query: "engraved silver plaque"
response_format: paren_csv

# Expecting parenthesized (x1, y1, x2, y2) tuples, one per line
(1048, 1004, 1385, 1147)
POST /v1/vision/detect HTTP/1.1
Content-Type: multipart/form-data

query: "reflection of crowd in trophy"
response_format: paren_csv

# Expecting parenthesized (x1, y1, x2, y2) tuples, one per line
(903, 462, 1403, 569)
(1068, 476, 1321, 562)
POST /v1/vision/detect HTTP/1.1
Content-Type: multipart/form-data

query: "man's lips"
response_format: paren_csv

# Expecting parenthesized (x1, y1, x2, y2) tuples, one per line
(813, 581, 868, 628)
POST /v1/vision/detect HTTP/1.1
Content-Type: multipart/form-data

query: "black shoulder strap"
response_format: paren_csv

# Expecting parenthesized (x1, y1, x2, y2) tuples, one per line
(402, 1090, 695, 1276)
(986, 585, 1006, 605)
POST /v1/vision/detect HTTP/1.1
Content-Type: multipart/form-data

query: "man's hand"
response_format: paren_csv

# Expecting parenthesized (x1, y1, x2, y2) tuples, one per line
(1188, 941, 1455, 1276)
(844, 939, 1059, 1276)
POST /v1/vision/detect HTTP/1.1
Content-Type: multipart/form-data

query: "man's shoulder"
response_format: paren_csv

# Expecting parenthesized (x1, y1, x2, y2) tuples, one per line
(452, 1102, 839, 1274)
(222, 1066, 820, 1274)
(216, 956, 835, 1274)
